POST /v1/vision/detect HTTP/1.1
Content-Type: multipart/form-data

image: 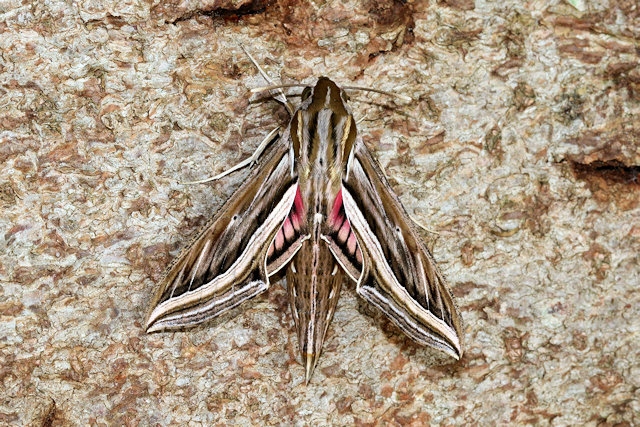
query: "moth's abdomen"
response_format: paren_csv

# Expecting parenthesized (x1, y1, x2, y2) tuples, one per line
(286, 238, 342, 383)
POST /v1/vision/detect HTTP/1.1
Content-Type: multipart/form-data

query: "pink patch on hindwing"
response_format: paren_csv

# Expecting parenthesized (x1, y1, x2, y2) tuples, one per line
(329, 189, 361, 259)
(329, 189, 344, 228)
(268, 187, 305, 257)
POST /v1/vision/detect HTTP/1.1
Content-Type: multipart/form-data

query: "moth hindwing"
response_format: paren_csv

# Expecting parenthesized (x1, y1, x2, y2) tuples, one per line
(146, 77, 464, 383)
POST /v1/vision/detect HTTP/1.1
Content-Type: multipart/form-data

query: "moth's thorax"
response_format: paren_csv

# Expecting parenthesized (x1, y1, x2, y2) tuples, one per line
(290, 78, 357, 222)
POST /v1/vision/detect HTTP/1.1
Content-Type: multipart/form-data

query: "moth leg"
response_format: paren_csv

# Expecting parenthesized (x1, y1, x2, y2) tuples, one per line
(407, 213, 439, 235)
(181, 127, 280, 185)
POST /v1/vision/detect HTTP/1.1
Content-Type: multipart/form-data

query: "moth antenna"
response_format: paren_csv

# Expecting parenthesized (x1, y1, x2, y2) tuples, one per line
(250, 83, 308, 93)
(343, 85, 413, 103)
(241, 45, 295, 114)
(180, 127, 280, 185)
(241, 45, 276, 86)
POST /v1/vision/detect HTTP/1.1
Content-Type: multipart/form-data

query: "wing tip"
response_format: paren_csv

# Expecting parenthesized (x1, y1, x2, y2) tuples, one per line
(144, 313, 165, 334)
(440, 330, 464, 361)
(450, 344, 464, 361)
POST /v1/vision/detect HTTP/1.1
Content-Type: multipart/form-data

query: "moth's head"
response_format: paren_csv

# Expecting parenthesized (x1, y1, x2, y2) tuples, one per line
(301, 77, 350, 114)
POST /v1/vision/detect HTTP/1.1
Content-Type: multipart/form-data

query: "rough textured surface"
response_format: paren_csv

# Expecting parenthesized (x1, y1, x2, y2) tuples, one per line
(1, 0, 639, 425)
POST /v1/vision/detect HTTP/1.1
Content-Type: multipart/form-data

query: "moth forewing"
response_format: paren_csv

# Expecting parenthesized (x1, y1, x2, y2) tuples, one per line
(145, 134, 298, 333)
(341, 138, 464, 359)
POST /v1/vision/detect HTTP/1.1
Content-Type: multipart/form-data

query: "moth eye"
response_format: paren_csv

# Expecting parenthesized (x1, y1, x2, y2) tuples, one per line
(301, 86, 312, 101)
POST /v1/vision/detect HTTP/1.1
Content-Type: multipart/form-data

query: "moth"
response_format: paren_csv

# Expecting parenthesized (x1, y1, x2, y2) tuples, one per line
(145, 74, 464, 383)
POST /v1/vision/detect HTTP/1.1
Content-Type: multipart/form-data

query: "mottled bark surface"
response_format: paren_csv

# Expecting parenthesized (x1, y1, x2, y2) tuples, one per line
(1, 0, 638, 425)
